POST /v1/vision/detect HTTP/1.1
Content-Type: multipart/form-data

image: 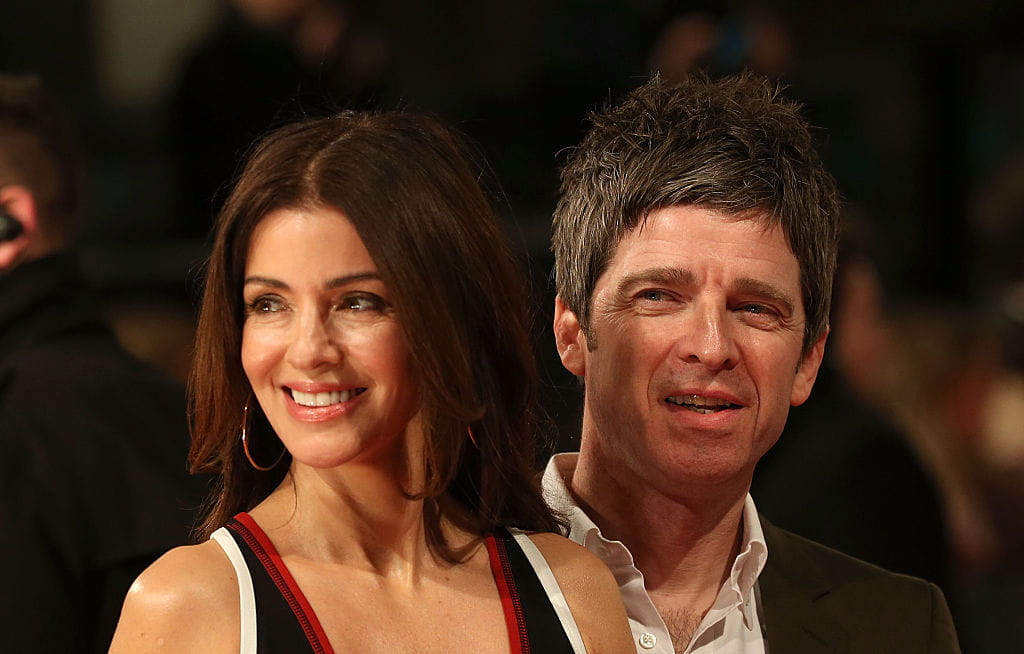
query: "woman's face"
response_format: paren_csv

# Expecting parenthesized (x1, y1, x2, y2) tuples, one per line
(240, 206, 421, 470)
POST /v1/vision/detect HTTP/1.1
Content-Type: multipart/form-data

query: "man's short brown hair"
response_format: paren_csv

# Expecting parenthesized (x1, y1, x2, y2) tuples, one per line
(552, 72, 840, 352)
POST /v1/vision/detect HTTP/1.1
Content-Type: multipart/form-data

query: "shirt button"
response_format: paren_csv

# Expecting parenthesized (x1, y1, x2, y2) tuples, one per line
(638, 632, 657, 649)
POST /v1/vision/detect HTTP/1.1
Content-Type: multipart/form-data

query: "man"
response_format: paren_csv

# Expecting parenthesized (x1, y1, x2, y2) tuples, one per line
(0, 74, 206, 652)
(545, 72, 960, 653)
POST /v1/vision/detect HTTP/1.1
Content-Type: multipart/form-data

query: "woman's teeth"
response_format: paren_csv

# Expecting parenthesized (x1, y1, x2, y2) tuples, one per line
(290, 388, 365, 407)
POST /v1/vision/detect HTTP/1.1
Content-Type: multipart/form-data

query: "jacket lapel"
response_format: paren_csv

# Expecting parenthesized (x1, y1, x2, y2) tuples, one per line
(758, 519, 848, 654)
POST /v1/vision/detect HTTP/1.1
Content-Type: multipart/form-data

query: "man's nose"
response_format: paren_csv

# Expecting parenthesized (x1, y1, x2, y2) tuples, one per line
(674, 304, 738, 371)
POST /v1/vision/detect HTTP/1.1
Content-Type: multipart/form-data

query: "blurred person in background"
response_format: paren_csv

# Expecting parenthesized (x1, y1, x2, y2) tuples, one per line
(970, 158, 1024, 513)
(0, 73, 206, 653)
(752, 210, 951, 592)
(172, 0, 390, 237)
(758, 163, 1024, 651)
(647, 5, 793, 82)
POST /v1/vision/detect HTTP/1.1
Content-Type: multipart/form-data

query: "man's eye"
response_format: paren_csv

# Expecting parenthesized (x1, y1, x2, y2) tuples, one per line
(640, 290, 667, 302)
(736, 303, 783, 327)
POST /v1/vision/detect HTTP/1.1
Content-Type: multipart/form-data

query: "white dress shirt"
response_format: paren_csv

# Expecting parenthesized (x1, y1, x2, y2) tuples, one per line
(542, 453, 769, 654)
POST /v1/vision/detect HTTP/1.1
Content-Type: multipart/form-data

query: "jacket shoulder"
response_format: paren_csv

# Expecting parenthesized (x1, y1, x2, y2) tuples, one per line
(763, 520, 923, 586)
(760, 520, 961, 653)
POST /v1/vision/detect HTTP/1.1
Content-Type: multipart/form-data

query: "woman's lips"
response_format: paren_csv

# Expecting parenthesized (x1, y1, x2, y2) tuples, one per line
(282, 385, 367, 422)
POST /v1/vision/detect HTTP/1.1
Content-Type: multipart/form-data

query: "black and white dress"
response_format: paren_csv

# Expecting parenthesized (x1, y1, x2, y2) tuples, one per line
(211, 513, 587, 653)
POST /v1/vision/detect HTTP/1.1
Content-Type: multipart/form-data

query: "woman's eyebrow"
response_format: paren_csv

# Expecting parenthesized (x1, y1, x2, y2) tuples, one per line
(243, 276, 286, 289)
(242, 272, 381, 290)
(325, 272, 380, 289)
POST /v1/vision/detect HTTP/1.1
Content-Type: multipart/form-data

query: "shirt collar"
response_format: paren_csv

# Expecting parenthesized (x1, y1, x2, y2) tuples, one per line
(543, 453, 671, 651)
(542, 452, 600, 545)
(718, 493, 768, 629)
(542, 452, 769, 634)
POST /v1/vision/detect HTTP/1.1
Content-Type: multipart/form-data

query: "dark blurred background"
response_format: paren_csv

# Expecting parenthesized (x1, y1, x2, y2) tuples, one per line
(3, 1, 1023, 651)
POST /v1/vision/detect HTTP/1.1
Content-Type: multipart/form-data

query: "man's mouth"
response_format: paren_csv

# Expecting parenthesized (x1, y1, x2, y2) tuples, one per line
(665, 394, 738, 414)
(289, 388, 367, 407)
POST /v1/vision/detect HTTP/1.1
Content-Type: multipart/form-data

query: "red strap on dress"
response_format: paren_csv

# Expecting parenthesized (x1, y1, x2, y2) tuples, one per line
(231, 512, 335, 654)
(485, 533, 528, 653)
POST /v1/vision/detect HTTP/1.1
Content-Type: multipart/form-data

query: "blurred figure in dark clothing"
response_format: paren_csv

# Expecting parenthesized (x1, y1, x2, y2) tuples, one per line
(171, 0, 390, 237)
(752, 212, 950, 591)
(752, 367, 950, 587)
(647, 5, 794, 82)
(0, 73, 207, 653)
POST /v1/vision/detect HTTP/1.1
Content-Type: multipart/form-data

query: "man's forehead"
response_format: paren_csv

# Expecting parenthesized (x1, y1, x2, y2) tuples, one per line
(633, 203, 773, 226)
(595, 207, 802, 298)
(613, 206, 794, 258)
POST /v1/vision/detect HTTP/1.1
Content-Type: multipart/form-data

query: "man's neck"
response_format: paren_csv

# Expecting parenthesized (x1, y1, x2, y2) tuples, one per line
(570, 446, 749, 612)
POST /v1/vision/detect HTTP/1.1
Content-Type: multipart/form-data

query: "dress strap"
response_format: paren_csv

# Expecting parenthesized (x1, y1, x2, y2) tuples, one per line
(227, 512, 335, 654)
(485, 532, 527, 654)
(210, 527, 258, 654)
(508, 529, 588, 654)
(486, 528, 580, 653)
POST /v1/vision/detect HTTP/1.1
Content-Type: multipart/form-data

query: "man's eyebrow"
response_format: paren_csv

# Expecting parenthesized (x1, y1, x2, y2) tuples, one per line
(616, 267, 696, 295)
(732, 278, 797, 315)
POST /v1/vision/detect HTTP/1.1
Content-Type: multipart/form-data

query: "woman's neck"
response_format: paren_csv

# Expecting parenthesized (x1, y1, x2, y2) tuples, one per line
(250, 461, 471, 579)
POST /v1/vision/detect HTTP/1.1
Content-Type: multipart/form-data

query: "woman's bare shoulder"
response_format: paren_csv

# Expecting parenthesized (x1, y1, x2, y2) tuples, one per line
(108, 540, 239, 653)
(526, 532, 635, 654)
(525, 531, 614, 582)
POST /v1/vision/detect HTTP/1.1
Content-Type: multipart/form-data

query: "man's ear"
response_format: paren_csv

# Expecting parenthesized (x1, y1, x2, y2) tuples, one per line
(791, 328, 828, 407)
(0, 185, 39, 271)
(553, 296, 588, 377)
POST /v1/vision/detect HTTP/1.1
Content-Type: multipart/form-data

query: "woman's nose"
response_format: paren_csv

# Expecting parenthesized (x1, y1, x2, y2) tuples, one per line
(285, 311, 341, 370)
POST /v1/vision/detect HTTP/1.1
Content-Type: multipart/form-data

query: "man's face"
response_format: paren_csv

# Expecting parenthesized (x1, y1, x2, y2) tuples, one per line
(555, 205, 826, 498)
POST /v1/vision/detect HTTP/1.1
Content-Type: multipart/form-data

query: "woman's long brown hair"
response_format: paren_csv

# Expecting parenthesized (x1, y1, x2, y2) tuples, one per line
(188, 112, 560, 560)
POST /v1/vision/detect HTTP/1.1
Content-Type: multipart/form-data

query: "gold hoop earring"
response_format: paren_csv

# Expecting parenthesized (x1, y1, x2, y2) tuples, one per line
(241, 398, 285, 471)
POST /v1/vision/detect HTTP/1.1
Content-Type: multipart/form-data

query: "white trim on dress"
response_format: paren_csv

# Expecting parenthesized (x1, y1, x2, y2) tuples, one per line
(509, 529, 588, 654)
(211, 527, 258, 654)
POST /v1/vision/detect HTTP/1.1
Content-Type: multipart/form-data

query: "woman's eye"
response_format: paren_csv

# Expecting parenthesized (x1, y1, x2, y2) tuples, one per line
(247, 296, 285, 313)
(341, 294, 386, 312)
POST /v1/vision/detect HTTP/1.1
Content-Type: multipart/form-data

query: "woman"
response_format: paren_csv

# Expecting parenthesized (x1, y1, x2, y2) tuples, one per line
(109, 112, 632, 653)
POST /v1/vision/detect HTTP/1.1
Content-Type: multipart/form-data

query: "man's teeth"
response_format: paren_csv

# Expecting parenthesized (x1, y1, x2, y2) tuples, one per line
(665, 394, 736, 413)
(290, 388, 365, 407)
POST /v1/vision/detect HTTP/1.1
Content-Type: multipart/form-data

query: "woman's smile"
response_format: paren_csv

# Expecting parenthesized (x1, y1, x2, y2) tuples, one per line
(282, 385, 368, 423)
(288, 387, 366, 407)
